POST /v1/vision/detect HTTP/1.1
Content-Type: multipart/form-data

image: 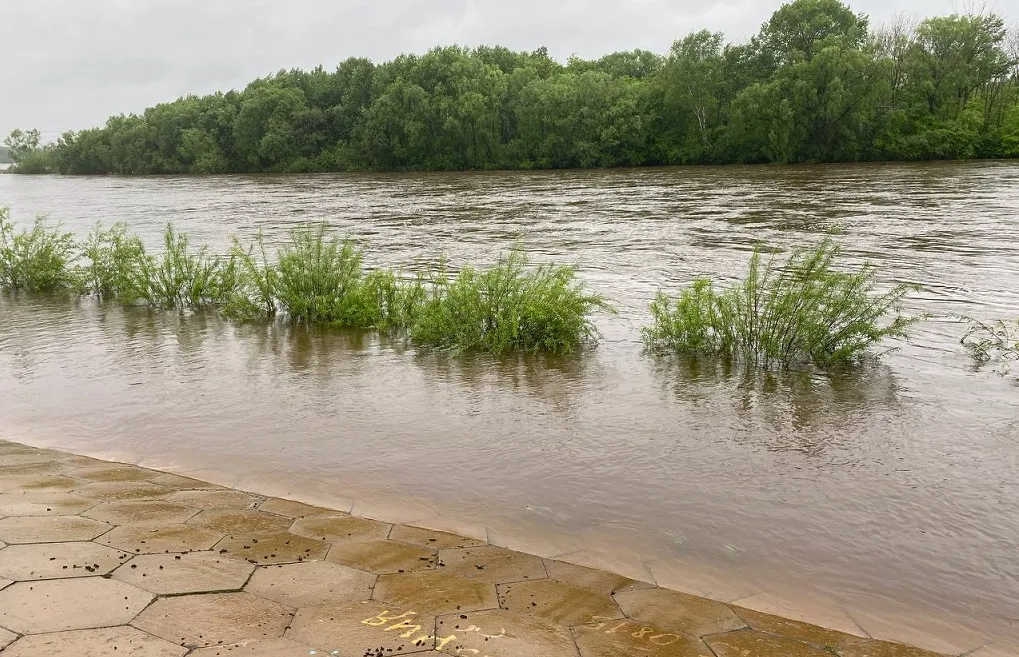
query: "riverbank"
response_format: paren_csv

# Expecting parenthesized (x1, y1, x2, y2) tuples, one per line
(0, 438, 995, 656)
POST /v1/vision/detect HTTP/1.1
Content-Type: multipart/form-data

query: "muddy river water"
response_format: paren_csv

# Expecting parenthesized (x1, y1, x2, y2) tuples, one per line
(1, 163, 1017, 648)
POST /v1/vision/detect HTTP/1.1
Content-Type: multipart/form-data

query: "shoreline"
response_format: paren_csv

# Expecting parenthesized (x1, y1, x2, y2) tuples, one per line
(0, 436, 1006, 656)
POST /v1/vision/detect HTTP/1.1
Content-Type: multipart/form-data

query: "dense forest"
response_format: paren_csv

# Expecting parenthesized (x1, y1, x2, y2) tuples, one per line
(6, 0, 1019, 174)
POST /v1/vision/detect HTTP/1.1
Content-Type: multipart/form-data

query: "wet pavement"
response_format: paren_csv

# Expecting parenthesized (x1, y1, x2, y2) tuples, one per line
(0, 439, 1002, 656)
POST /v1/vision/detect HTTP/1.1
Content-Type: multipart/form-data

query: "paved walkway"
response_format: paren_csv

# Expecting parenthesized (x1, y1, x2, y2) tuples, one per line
(0, 439, 980, 656)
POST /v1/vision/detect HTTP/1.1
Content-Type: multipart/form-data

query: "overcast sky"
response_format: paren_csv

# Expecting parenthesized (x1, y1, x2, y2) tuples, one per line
(1, 0, 1014, 139)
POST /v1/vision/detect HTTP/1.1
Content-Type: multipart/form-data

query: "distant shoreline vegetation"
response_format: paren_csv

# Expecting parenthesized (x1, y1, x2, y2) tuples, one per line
(4, 0, 1019, 175)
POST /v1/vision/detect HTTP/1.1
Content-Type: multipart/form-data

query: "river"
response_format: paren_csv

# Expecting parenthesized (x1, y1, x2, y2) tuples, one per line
(1, 163, 1017, 650)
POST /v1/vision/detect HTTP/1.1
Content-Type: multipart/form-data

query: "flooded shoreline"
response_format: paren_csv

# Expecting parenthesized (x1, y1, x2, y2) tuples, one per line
(1, 162, 1018, 647)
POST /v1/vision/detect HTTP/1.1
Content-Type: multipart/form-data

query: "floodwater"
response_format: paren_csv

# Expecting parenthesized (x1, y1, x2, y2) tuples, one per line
(1, 163, 1017, 649)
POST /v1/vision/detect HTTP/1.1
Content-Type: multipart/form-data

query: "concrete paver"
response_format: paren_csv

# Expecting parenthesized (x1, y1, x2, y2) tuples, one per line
(97, 523, 225, 553)
(497, 578, 623, 626)
(373, 570, 499, 615)
(326, 538, 437, 573)
(214, 531, 328, 565)
(132, 592, 293, 648)
(290, 515, 392, 543)
(0, 541, 127, 580)
(390, 524, 487, 550)
(614, 587, 746, 637)
(436, 608, 578, 657)
(706, 629, 837, 657)
(1, 625, 188, 657)
(573, 618, 715, 657)
(189, 638, 317, 656)
(437, 544, 546, 584)
(0, 441, 970, 657)
(258, 497, 336, 518)
(75, 481, 173, 501)
(66, 466, 156, 482)
(0, 627, 15, 651)
(167, 490, 260, 510)
(286, 599, 435, 655)
(187, 509, 292, 534)
(0, 577, 154, 633)
(84, 500, 200, 525)
(0, 492, 96, 516)
(113, 551, 254, 594)
(0, 515, 112, 543)
(244, 561, 376, 608)
(544, 558, 653, 596)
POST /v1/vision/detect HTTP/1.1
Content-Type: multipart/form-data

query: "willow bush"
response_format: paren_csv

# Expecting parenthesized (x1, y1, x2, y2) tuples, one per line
(411, 251, 610, 354)
(0, 209, 76, 292)
(642, 237, 921, 368)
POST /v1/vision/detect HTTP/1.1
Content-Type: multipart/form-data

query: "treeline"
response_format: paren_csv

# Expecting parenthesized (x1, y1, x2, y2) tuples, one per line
(7, 0, 1019, 174)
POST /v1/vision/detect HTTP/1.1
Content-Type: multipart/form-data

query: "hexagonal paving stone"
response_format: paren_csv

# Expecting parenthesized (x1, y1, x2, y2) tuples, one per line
(84, 500, 200, 526)
(244, 561, 375, 608)
(374, 570, 498, 616)
(290, 515, 392, 543)
(66, 466, 156, 482)
(0, 475, 81, 493)
(76, 481, 173, 501)
(286, 599, 436, 655)
(97, 523, 225, 554)
(497, 579, 623, 626)
(132, 592, 293, 648)
(732, 605, 868, 651)
(436, 608, 577, 657)
(614, 588, 746, 637)
(545, 559, 653, 596)
(188, 510, 293, 535)
(838, 640, 955, 657)
(0, 627, 14, 651)
(437, 545, 546, 584)
(2, 625, 188, 657)
(390, 525, 487, 550)
(259, 497, 337, 518)
(113, 551, 254, 595)
(149, 472, 223, 489)
(574, 618, 715, 657)
(190, 638, 315, 656)
(706, 629, 837, 657)
(327, 539, 436, 574)
(0, 492, 96, 516)
(0, 578, 154, 633)
(0, 515, 112, 544)
(0, 541, 127, 580)
(214, 531, 328, 565)
(167, 490, 260, 509)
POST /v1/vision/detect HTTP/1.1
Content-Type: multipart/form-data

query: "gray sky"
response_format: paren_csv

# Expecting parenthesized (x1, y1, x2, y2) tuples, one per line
(1, 0, 1013, 138)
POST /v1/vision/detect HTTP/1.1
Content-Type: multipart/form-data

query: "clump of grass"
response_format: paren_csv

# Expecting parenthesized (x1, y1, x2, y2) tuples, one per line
(127, 223, 237, 309)
(0, 207, 76, 292)
(960, 317, 1018, 376)
(410, 250, 609, 354)
(73, 221, 147, 298)
(222, 232, 279, 320)
(642, 236, 920, 368)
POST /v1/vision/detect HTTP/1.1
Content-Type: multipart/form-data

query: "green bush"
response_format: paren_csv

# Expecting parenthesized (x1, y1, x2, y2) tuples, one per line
(0, 208, 76, 292)
(73, 222, 147, 298)
(273, 225, 368, 325)
(642, 237, 920, 368)
(127, 223, 237, 309)
(411, 251, 609, 354)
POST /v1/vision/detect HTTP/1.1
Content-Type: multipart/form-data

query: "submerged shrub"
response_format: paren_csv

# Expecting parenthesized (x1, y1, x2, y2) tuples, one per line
(410, 251, 609, 354)
(642, 237, 920, 368)
(73, 222, 147, 298)
(223, 233, 280, 321)
(0, 208, 76, 292)
(274, 224, 367, 325)
(127, 223, 237, 309)
(960, 317, 1018, 377)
